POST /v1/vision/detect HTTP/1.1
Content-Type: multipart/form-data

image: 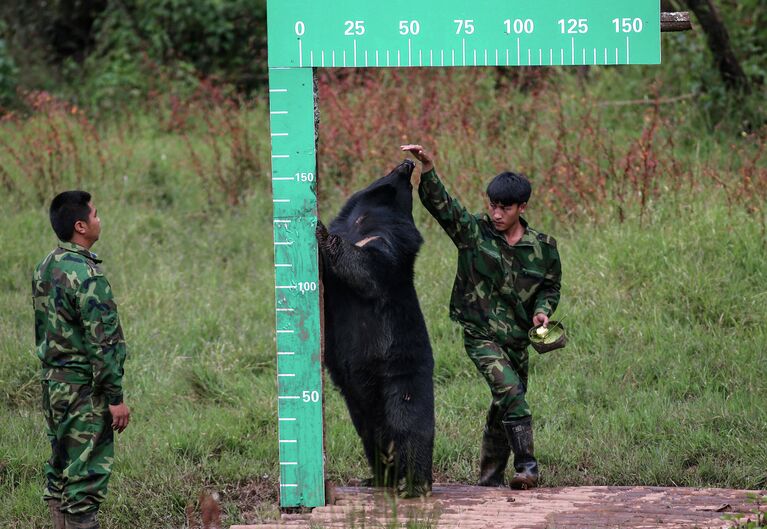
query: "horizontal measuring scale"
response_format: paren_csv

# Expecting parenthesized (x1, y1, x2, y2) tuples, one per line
(267, 0, 661, 68)
(269, 67, 324, 508)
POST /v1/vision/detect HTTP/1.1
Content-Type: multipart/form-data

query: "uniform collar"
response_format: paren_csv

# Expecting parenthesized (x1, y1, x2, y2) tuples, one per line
(58, 241, 102, 263)
(482, 215, 536, 247)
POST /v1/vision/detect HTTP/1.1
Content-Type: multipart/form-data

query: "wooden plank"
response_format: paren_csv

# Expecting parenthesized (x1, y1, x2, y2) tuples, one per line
(233, 484, 765, 529)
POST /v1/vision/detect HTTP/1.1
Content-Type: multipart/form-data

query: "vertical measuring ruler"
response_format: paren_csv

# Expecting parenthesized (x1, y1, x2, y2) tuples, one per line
(266, 0, 660, 508)
(268, 67, 324, 507)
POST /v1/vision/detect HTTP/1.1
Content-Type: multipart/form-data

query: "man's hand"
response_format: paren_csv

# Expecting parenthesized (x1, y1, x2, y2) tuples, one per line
(109, 402, 130, 433)
(532, 313, 549, 328)
(400, 145, 434, 173)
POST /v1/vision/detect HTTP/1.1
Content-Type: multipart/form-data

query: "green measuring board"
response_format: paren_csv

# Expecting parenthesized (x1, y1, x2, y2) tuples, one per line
(268, 67, 325, 508)
(268, 0, 660, 69)
(267, 0, 660, 508)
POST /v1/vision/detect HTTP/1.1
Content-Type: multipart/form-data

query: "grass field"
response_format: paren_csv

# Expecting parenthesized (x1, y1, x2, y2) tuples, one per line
(1, 68, 766, 528)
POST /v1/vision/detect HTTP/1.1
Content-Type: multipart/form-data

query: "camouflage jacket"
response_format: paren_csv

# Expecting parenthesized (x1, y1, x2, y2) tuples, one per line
(32, 241, 126, 405)
(419, 169, 561, 349)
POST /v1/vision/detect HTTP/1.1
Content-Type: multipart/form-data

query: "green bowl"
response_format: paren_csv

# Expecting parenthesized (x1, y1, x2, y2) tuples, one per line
(528, 320, 567, 354)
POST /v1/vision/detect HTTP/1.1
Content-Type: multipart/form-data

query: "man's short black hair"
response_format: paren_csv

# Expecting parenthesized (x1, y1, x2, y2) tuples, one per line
(486, 172, 532, 206)
(50, 191, 92, 241)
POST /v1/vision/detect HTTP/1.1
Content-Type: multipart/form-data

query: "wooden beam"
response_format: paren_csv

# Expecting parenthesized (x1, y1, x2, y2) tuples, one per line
(661, 12, 693, 32)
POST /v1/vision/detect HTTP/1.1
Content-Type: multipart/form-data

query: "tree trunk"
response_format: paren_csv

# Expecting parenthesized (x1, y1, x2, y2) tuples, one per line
(685, 0, 750, 92)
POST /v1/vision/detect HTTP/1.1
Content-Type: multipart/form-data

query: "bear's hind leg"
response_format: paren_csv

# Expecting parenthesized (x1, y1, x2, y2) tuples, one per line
(342, 388, 381, 484)
(381, 374, 434, 497)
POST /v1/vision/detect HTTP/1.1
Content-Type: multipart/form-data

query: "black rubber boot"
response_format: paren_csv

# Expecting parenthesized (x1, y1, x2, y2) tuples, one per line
(64, 511, 100, 529)
(478, 423, 511, 486)
(502, 416, 539, 490)
(47, 499, 65, 529)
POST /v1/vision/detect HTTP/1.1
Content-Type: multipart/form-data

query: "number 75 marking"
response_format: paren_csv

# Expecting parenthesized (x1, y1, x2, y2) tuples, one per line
(454, 19, 475, 35)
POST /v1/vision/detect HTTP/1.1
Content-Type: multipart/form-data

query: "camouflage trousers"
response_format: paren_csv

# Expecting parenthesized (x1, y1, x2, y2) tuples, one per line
(463, 331, 531, 421)
(41, 381, 114, 514)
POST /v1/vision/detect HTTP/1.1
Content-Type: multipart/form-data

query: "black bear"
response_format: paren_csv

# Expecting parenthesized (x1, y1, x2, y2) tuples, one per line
(316, 159, 434, 498)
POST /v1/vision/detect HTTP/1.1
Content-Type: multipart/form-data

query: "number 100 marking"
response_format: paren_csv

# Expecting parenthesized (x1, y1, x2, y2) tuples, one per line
(504, 19, 534, 34)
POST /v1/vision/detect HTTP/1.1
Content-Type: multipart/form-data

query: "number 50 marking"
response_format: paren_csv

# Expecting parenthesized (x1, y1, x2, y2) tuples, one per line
(399, 20, 421, 35)
(302, 390, 320, 403)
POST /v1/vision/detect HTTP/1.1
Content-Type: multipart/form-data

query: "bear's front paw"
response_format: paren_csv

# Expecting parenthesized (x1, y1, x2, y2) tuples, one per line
(316, 220, 329, 245)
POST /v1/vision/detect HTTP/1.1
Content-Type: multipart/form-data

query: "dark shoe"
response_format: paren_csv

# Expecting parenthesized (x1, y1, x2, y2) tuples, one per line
(64, 511, 100, 529)
(502, 416, 539, 490)
(478, 425, 510, 487)
(47, 499, 65, 529)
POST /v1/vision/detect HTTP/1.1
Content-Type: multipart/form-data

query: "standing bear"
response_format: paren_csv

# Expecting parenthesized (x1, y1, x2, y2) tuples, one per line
(316, 159, 434, 498)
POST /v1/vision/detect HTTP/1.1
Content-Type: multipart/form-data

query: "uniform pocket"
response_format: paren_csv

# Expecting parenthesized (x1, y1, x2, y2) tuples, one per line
(514, 267, 545, 304)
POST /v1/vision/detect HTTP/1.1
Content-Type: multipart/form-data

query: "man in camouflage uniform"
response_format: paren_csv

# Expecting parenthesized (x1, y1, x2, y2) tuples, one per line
(32, 191, 130, 529)
(401, 145, 561, 490)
